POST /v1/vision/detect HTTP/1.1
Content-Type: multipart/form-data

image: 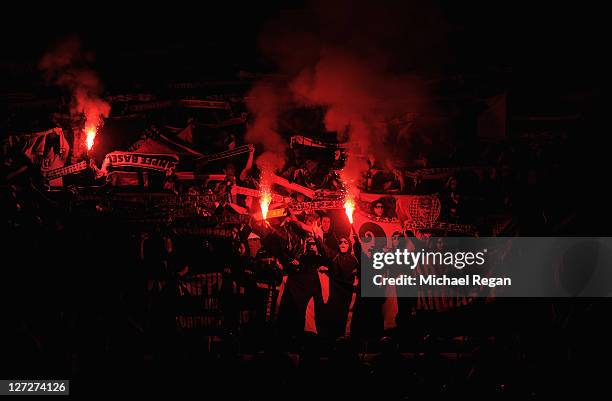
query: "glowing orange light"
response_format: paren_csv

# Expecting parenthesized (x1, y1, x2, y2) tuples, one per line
(344, 196, 355, 224)
(260, 186, 272, 220)
(85, 128, 96, 151)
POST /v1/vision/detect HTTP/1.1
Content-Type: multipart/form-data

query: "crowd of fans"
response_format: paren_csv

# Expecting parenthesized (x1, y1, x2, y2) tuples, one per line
(2, 110, 604, 397)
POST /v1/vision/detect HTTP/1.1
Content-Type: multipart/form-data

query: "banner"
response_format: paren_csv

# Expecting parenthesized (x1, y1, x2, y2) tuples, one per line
(197, 114, 247, 129)
(173, 227, 235, 238)
(288, 199, 345, 212)
(396, 194, 441, 224)
(180, 194, 231, 204)
(196, 144, 253, 164)
(405, 221, 478, 236)
(21, 127, 69, 171)
(290, 135, 342, 150)
(126, 100, 174, 113)
(232, 186, 287, 203)
(270, 174, 315, 199)
(253, 207, 287, 221)
(103, 152, 179, 173)
(179, 99, 230, 110)
(353, 210, 402, 250)
(18, 127, 70, 186)
(405, 166, 491, 181)
(358, 192, 441, 225)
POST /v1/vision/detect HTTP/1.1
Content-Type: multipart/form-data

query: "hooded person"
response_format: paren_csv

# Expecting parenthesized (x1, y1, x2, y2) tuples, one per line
(298, 235, 326, 270)
(331, 236, 359, 288)
(276, 273, 310, 337)
(277, 234, 339, 340)
(291, 234, 360, 341)
(349, 235, 385, 341)
(319, 214, 339, 257)
(221, 240, 250, 331)
(326, 235, 361, 338)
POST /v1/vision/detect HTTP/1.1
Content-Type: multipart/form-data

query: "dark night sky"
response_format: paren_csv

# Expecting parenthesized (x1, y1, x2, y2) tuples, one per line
(1, 2, 607, 93)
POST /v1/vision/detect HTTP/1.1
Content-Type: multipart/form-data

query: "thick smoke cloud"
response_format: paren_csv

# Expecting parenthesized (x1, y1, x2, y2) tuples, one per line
(247, 0, 447, 185)
(290, 47, 427, 183)
(245, 82, 288, 174)
(39, 37, 110, 137)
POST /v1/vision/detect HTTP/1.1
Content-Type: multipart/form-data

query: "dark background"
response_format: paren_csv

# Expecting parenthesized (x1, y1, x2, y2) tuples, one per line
(1, 1, 610, 397)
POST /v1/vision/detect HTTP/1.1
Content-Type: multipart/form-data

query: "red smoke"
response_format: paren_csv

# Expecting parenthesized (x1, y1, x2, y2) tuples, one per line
(40, 37, 110, 151)
(290, 47, 427, 184)
(248, 1, 441, 186)
(245, 82, 288, 173)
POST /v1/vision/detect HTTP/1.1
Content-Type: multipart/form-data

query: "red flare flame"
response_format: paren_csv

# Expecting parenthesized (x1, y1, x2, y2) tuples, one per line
(260, 186, 272, 220)
(85, 127, 96, 151)
(344, 196, 355, 225)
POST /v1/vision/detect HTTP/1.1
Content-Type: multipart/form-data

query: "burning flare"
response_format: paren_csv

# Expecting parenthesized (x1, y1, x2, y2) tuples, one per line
(344, 196, 356, 225)
(260, 186, 272, 220)
(85, 127, 97, 151)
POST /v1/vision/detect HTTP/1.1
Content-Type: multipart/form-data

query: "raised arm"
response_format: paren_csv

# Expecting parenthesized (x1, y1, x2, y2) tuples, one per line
(239, 144, 255, 182)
